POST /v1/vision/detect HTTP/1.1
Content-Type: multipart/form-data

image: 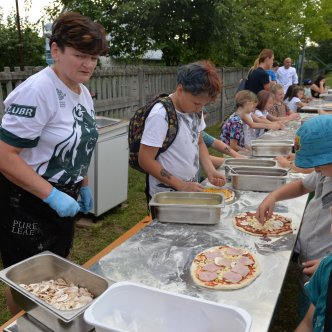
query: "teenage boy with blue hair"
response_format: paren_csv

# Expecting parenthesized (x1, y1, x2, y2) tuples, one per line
(256, 115, 332, 329)
(139, 61, 226, 199)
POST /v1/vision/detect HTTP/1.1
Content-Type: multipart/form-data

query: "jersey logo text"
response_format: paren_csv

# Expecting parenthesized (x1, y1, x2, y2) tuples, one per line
(6, 104, 36, 118)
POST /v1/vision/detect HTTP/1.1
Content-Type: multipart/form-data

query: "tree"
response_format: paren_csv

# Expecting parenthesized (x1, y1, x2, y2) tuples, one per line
(0, 13, 45, 70)
(46, 0, 242, 65)
(46, 0, 332, 67)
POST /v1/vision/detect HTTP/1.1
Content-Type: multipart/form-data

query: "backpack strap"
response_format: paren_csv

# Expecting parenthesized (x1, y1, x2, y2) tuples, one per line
(143, 95, 178, 209)
(156, 96, 178, 156)
(324, 268, 332, 331)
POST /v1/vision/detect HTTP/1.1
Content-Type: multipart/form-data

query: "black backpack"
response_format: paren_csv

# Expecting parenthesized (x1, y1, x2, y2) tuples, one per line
(128, 94, 179, 173)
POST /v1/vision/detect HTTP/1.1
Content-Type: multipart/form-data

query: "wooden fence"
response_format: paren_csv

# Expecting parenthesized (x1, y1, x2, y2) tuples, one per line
(0, 65, 247, 127)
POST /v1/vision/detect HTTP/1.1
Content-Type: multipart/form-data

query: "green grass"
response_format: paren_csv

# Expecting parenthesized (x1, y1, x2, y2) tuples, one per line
(0, 124, 301, 330)
(325, 72, 332, 87)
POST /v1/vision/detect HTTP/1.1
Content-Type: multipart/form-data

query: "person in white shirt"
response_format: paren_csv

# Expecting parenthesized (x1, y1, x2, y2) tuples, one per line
(139, 61, 226, 200)
(0, 11, 108, 315)
(277, 57, 299, 93)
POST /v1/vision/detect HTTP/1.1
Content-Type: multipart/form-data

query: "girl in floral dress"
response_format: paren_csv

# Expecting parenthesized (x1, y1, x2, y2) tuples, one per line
(220, 90, 258, 152)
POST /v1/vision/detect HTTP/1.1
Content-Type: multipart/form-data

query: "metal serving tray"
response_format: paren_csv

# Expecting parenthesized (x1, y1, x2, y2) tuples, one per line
(229, 166, 288, 192)
(149, 192, 224, 224)
(0, 251, 110, 332)
(322, 94, 332, 101)
(251, 140, 293, 157)
(223, 158, 277, 177)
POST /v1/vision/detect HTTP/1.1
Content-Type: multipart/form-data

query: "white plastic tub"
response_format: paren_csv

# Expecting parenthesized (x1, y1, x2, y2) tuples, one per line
(84, 281, 251, 332)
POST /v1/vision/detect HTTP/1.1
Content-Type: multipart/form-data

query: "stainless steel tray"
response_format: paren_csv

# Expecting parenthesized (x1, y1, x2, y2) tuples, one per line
(0, 251, 110, 332)
(149, 192, 224, 224)
(228, 166, 288, 192)
(251, 140, 293, 157)
(223, 158, 277, 177)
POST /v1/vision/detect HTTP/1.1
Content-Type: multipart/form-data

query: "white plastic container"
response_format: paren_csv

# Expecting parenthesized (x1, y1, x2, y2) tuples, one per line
(84, 281, 251, 332)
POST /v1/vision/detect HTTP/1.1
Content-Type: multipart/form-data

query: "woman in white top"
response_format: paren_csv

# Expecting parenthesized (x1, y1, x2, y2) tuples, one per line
(0, 12, 108, 314)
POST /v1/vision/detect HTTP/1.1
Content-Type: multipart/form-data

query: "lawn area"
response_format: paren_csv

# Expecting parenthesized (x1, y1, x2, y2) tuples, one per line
(0, 123, 301, 330)
(325, 71, 332, 87)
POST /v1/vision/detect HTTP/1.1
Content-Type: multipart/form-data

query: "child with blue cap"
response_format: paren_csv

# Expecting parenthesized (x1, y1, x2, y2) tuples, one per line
(256, 115, 332, 326)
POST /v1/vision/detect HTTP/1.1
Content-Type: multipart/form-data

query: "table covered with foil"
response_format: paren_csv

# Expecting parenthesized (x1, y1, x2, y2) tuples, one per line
(4, 120, 309, 332)
(90, 188, 306, 332)
(89, 120, 309, 332)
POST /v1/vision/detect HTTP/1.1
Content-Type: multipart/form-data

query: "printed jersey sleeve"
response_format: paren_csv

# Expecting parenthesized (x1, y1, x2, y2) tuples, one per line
(0, 86, 54, 148)
(141, 103, 168, 148)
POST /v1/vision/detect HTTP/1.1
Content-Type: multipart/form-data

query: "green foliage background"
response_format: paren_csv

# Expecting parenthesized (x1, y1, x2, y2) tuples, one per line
(0, 13, 45, 70)
(1, 1, 332, 69)
(46, 0, 332, 67)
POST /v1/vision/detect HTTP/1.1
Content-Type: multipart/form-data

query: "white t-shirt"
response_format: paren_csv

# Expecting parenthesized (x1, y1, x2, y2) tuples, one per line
(254, 109, 268, 138)
(285, 97, 301, 112)
(1, 67, 98, 184)
(243, 112, 257, 146)
(141, 102, 205, 197)
(276, 66, 298, 93)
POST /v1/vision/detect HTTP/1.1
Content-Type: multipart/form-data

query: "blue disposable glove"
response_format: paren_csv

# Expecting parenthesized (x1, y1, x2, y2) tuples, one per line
(43, 187, 80, 217)
(78, 186, 93, 214)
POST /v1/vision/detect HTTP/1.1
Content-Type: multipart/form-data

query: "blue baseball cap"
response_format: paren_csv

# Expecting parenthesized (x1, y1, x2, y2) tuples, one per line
(295, 115, 332, 168)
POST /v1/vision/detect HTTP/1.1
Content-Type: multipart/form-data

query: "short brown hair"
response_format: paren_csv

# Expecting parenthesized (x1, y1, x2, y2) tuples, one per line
(258, 49, 274, 64)
(49, 12, 109, 56)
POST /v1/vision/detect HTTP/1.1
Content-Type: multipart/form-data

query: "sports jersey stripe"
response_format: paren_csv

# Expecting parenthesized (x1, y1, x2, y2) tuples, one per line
(0, 128, 39, 148)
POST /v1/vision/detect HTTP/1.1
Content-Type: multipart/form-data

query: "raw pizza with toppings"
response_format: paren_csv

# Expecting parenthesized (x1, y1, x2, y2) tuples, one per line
(190, 245, 260, 290)
(202, 187, 235, 203)
(234, 211, 293, 236)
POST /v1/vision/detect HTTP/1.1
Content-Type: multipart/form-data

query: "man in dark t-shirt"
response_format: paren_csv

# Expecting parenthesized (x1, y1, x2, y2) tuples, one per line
(245, 67, 270, 94)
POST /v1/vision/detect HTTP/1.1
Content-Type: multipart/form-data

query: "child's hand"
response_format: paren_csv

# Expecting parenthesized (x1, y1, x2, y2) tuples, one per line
(275, 156, 290, 168)
(269, 122, 282, 131)
(288, 113, 301, 121)
(302, 259, 321, 276)
(256, 194, 277, 224)
(179, 182, 205, 192)
(207, 170, 226, 188)
(285, 154, 295, 161)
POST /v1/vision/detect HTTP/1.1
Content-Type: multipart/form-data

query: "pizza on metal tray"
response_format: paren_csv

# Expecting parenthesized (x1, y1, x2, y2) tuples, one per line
(233, 211, 293, 237)
(190, 245, 260, 290)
